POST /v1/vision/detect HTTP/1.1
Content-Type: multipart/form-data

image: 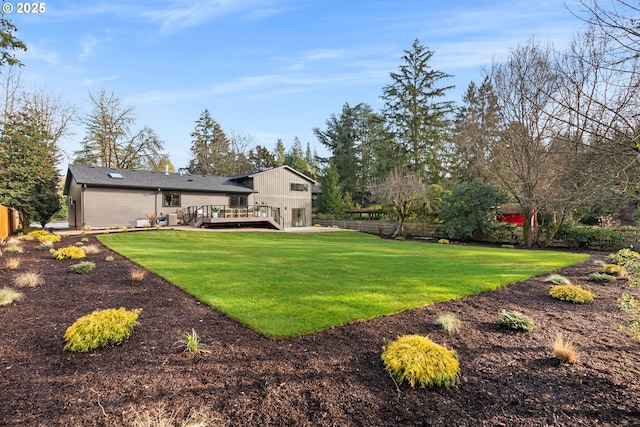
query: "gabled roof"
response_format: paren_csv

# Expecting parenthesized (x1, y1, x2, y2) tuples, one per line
(229, 165, 315, 183)
(63, 165, 255, 195)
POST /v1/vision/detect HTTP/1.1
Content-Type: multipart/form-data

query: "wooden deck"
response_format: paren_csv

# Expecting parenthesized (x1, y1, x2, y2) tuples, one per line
(188, 205, 284, 230)
(195, 216, 283, 230)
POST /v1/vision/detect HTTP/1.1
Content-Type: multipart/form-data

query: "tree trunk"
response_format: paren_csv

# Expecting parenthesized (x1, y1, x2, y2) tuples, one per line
(522, 205, 535, 248)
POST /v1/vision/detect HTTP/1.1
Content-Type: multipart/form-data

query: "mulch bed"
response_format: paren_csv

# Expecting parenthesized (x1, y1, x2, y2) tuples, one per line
(1, 232, 640, 426)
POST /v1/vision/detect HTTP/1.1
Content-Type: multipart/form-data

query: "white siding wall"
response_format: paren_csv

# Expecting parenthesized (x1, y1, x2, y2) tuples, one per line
(252, 168, 312, 228)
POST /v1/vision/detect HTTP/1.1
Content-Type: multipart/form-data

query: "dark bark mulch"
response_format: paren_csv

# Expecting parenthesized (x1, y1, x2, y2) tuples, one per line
(1, 233, 640, 426)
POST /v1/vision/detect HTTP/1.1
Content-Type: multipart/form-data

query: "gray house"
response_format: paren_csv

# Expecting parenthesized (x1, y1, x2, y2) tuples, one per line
(63, 164, 314, 230)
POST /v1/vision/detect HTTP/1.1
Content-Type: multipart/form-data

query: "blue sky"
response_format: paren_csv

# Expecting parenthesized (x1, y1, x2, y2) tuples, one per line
(11, 0, 585, 171)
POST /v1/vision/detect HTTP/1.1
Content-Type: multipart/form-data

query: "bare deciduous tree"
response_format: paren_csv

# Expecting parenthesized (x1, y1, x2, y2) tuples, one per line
(373, 168, 426, 237)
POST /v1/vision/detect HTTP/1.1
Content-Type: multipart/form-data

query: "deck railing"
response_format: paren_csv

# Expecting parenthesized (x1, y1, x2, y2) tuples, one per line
(186, 205, 283, 228)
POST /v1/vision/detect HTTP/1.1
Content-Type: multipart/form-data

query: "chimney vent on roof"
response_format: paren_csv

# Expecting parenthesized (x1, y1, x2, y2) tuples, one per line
(165, 164, 169, 175)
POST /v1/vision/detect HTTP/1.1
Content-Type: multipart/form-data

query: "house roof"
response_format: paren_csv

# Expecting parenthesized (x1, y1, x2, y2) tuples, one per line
(63, 165, 255, 195)
(229, 165, 315, 183)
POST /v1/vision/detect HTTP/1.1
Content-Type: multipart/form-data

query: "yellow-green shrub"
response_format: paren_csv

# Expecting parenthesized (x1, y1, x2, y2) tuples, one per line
(52, 246, 86, 260)
(438, 239, 450, 244)
(381, 334, 459, 388)
(29, 230, 61, 243)
(550, 285, 594, 304)
(63, 307, 142, 352)
(603, 264, 627, 277)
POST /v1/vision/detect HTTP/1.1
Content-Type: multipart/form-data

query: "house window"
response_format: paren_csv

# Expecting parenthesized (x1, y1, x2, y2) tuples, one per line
(163, 191, 180, 207)
(290, 183, 308, 192)
(229, 195, 248, 207)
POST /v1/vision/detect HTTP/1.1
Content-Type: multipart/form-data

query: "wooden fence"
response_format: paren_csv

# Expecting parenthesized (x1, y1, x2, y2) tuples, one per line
(313, 218, 640, 249)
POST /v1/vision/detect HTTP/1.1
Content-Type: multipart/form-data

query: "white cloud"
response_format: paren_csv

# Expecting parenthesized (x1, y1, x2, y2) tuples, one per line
(81, 74, 120, 87)
(22, 43, 59, 67)
(78, 36, 99, 62)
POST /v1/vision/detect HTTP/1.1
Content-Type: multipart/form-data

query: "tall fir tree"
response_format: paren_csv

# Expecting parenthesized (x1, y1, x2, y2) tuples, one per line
(316, 162, 343, 217)
(381, 39, 455, 183)
(451, 77, 502, 182)
(274, 139, 286, 166)
(187, 109, 231, 176)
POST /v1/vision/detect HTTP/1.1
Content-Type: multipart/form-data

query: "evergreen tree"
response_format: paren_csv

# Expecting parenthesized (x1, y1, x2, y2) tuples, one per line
(0, 110, 60, 229)
(285, 137, 312, 176)
(314, 103, 359, 197)
(317, 162, 343, 217)
(187, 109, 231, 176)
(248, 144, 277, 171)
(381, 39, 455, 182)
(274, 139, 286, 166)
(452, 77, 502, 181)
(0, 17, 27, 68)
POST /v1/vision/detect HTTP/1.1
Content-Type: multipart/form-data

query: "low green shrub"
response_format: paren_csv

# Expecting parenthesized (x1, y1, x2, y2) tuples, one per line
(588, 272, 617, 283)
(0, 287, 23, 306)
(499, 310, 535, 332)
(550, 284, 594, 303)
(609, 248, 640, 266)
(69, 261, 96, 274)
(543, 274, 571, 285)
(52, 246, 86, 260)
(381, 334, 459, 388)
(63, 307, 142, 352)
(37, 241, 54, 250)
(618, 292, 640, 340)
(556, 221, 625, 250)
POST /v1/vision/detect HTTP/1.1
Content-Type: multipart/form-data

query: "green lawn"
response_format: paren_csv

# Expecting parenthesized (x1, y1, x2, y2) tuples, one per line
(97, 230, 589, 338)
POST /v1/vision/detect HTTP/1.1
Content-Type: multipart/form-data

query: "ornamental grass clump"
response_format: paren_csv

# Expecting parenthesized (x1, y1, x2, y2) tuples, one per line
(82, 244, 101, 254)
(63, 307, 142, 352)
(174, 329, 211, 355)
(381, 334, 459, 388)
(552, 333, 578, 364)
(52, 246, 86, 260)
(12, 271, 44, 288)
(549, 284, 594, 304)
(4, 257, 21, 270)
(130, 268, 146, 282)
(4, 245, 23, 254)
(0, 287, 23, 306)
(436, 313, 461, 335)
(69, 261, 95, 274)
(37, 240, 55, 250)
(543, 274, 572, 285)
(500, 310, 535, 332)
